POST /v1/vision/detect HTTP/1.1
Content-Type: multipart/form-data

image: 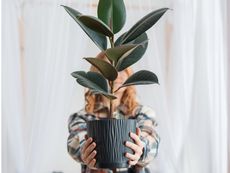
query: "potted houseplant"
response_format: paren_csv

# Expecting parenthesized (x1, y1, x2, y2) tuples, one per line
(62, 0, 168, 170)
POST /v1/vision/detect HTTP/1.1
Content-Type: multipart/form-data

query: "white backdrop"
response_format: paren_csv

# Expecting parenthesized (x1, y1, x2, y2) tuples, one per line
(2, 0, 229, 173)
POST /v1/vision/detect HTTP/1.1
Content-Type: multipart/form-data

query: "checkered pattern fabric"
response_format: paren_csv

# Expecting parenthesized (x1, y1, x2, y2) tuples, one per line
(67, 104, 160, 173)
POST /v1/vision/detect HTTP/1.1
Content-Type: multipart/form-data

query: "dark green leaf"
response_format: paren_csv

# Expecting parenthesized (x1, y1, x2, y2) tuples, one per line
(61, 5, 107, 50)
(116, 33, 148, 71)
(121, 8, 169, 44)
(105, 44, 137, 63)
(97, 0, 126, 34)
(114, 32, 127, 46)
(115, 70, 159, 91)
(78, 15, 114, 37)
(84, 58, 118, 81)
(71, 71, 116, 99)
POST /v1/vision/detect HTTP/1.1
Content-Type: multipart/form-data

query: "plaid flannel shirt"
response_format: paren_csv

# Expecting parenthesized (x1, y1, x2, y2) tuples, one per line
(67, 104, 160, 173)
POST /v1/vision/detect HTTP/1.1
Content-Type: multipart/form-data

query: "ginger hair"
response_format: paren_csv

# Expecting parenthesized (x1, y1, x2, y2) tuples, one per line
(84, 52, 139, 117)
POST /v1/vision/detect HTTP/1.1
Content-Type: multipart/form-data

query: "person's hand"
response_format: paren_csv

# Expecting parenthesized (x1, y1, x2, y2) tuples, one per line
(80, 135, 97, 169)
(125, 127, 144, 165)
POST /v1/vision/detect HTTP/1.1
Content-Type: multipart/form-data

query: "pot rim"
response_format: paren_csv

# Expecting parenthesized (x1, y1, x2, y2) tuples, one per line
(87, 118, 137, 122)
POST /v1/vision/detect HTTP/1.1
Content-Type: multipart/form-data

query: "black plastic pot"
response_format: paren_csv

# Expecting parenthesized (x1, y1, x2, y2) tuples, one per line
(87, 119, 137, 169)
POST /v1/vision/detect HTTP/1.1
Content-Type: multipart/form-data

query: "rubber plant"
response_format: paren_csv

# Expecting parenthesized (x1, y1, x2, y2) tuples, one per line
(62, 0, 168, 170)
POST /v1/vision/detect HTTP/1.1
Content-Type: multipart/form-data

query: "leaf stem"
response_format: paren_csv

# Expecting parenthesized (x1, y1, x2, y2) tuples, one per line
(109, 36, 115, 118)
(113, 87, 120, 93)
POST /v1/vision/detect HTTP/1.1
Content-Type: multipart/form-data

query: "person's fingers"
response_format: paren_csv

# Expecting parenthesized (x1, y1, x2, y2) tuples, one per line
(128, 160, 138, 166)
(84, 142, 96, 158)
(125, 141, 142, 156)
(85, 150, 97, 164)
(130, 132, 143, 148)
(88, 159, 96, 168)
(85, 134, 88, 140)
(136, 127, 141, 137)
(81, 137, 93, 154)
(125, 152, 139, 161)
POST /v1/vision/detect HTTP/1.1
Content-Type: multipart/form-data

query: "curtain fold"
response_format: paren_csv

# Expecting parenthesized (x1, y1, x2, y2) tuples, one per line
(2, 0, 26, 173)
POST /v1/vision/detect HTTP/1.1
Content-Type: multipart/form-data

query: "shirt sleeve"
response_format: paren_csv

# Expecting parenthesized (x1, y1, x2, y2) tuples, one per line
(135, 105, 160, 167)
(67, 110, 88, 164)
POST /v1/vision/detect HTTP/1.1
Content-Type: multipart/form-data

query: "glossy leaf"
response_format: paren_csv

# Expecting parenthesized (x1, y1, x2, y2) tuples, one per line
(84, 58, 118, 81)
(105, 44, 137, 63)
(121, 8, 169, 44)
(115, 70, 159, 91)
(97, 0, 126, 34)
(116, 33, 149, 71)
(114, 32, 127, 46)
(71, 71, 116, 99)
(79, 15, 114, 37)
(61, 5, 107, 50)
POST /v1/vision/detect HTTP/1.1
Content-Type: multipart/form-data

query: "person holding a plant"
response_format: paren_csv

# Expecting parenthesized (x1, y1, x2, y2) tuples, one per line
(62, 1, 168, 172)
(67, 53, 160, 173)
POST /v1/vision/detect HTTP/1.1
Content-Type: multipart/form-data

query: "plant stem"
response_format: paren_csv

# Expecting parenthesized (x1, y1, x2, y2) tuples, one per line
(109, 81, 114, 118)
(109, 36, 115, 119)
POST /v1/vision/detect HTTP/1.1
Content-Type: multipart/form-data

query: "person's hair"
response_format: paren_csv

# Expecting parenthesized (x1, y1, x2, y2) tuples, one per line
(84, 52, 139, 117)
